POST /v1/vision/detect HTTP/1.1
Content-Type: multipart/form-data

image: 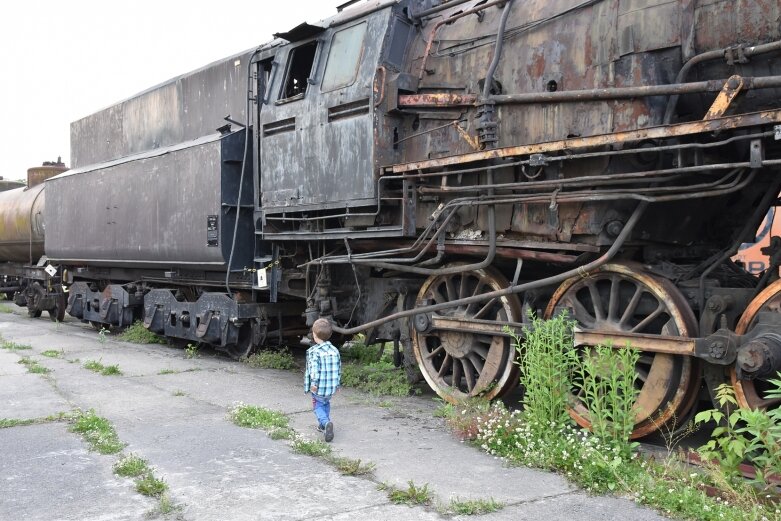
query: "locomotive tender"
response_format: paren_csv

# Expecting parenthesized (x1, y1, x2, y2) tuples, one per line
(4, 0, 781, 437)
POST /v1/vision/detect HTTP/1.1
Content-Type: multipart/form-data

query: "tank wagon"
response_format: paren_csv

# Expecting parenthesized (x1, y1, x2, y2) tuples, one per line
(6, 0, 781, 437)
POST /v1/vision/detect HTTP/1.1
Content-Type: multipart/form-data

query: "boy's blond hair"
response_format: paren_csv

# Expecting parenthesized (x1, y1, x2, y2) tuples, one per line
(312, 318, 333, 341)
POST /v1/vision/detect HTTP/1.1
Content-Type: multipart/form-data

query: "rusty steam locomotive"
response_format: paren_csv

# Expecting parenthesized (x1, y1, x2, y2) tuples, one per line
(3, 0, 781, 438)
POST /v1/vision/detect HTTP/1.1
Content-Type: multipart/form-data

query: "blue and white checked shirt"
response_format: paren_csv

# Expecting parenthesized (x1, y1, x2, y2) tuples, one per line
(304, 341, 341, 397)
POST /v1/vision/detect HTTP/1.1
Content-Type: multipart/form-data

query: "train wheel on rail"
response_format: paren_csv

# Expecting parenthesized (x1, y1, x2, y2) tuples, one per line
(26, 282, 44, 318)
(411, 264, 522, 403)
(544, 263, 700, 439)
(48, 290, 66, 322)
(223, 322, 255, 360)
(731, 279, 781, 410)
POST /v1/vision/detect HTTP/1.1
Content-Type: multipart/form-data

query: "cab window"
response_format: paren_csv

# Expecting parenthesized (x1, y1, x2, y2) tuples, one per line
(280, 41, 318, 101)
(321, 23, 367, 92)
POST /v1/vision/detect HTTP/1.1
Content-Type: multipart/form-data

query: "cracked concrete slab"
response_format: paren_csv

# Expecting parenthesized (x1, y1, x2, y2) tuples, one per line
(0, 310, 669, 521)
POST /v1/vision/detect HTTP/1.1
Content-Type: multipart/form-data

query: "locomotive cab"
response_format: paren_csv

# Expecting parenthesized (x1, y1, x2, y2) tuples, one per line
(256, 2, 413, 241)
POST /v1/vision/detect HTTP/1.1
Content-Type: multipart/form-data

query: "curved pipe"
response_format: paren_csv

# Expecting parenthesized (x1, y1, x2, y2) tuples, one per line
(664, 39, 781, 124)
(331, 200, 649, 335)
(482, 0, 514, 99)
(418, 0, 508, 82)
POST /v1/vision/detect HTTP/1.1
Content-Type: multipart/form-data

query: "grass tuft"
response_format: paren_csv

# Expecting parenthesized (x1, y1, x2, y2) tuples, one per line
(41, 349, 64, 358)
(387, 480, 431, 506)
(135, 472, 168, 497)
(70, 409, 125, 454)
(158, 369, 178, 375)
(243, 349, 297, 370)
(446, 497, 504, 515)
(113, 454, 150, 478)
(1, 341, 32, 351)
(118, 321, 167, 344)
(0, 304, 15, 313)
(229, 403, 290, 430)
(327, 455, 376, 476)
(341, 360, 411, 397)
(291, 436, 332, 457)
(83, 359, 122, 376)
(0, 412, 73, 429)
(18, 357, 50, 374)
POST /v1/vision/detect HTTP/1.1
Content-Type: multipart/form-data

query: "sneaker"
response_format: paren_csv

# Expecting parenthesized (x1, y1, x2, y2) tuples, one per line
(324, 421, 334, 443)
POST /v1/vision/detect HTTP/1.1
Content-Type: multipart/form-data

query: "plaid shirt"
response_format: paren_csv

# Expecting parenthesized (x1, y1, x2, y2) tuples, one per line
(304, 341, 341, 397)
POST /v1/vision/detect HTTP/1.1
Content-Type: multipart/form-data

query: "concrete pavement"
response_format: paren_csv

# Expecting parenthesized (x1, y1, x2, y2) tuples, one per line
(0, 308, 668, 520)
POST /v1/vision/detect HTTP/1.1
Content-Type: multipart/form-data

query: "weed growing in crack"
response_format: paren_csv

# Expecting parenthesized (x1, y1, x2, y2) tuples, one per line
(113, 454, 150, 478)
(70, 410, 125, 454)
(386, 480, 431, 506)
(229, 403, 290, 430)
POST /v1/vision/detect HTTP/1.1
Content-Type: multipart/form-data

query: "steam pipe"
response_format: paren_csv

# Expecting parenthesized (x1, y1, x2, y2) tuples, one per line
(488, 75, 781, 105)
(331, 200, 649, 336)
(664, 39, 781, 124)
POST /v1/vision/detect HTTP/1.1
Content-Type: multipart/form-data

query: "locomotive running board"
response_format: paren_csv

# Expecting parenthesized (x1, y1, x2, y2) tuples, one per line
(389, 108, 781, 174)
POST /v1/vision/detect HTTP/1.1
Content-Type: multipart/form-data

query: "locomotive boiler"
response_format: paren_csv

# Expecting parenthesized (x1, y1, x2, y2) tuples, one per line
(5, 0, 781, 438)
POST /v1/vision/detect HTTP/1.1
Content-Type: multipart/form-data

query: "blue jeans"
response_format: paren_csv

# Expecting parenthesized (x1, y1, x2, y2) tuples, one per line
(311, 393, 332, 428)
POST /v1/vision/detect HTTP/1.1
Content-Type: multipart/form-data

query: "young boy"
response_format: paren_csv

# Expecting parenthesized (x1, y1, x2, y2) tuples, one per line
(304, 318, 341, 442)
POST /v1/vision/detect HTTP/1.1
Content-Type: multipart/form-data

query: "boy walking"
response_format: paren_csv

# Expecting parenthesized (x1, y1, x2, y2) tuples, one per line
(305, 318, 341, 442)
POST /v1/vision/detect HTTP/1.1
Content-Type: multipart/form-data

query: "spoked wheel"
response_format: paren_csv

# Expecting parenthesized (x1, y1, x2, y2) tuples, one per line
(732, 279, 781, 410)
(545, 263, 700, 439)
(412, 264, 522, 403)
(49, 290, 66, 322)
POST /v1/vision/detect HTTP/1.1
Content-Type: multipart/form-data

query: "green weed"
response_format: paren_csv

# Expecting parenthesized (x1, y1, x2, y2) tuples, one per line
(446, 497, 504, 515)
(0, 412, 72, 429)
(184, 343, 199, 359)
(229, 403, 289, 430)
(341, 360, 411, 397)
(243, 348, 296, 370)
(83, 359, 122, 376)
(269, 427, 295, 440)
(97, 327, 110, 343)
(18, 357, 50, 374)
(70, 409, 125, 454)
(113, 454, 150, 478)
(0, 304, 15, 313)
(574, 342, 640, 456)
(453, 314, 780, 521)
(158, 368, 178, 375)
(327, 455, 375, 476)
(387, 480, 431, 506)
(172, 390, 186, 397)
(41, 349, 64, 358)
(118, 321, 167, 344)
(291, 436, 331, 457)
(1, 341, 32, 351)
(135, 472, 168, 497)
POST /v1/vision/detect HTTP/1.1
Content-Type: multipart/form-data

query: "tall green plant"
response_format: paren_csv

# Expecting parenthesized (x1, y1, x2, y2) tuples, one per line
(696, 380, 781, 492)
(512, 311, 577, 434)
(574, 343, 640, 451)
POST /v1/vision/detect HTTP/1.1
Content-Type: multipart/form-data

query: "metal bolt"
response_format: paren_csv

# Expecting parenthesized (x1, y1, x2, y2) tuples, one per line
(709, 341, 725, 358)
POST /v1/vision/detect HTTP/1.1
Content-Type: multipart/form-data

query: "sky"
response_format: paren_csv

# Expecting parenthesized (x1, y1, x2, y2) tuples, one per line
(0, 0, 339, 181)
